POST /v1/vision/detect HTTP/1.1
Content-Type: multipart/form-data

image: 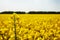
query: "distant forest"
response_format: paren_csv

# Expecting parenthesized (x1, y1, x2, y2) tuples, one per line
(0, 11, 60, 14)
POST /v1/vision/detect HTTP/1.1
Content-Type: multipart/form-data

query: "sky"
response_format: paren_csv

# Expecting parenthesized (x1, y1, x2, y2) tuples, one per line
(0, 0, 60, 12)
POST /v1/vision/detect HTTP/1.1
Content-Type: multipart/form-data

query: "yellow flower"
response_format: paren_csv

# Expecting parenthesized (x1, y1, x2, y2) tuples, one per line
(53, 37, 57, 40)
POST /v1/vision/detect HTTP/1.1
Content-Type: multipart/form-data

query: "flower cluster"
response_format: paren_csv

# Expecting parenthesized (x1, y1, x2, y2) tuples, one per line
(16, 14, 60, 40)
(0, 14, 15, 40)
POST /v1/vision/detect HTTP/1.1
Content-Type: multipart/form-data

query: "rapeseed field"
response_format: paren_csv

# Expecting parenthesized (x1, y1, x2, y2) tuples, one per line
(16, 14, 60, 40)
(0, 13, 60, 40)
(0, 14, 15, 40)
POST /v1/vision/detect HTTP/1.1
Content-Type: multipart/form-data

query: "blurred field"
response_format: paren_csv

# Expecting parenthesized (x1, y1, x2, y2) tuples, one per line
(16, 14, 60, 40)
(0, 14, 60, 40)
(0, 14, 15, 40)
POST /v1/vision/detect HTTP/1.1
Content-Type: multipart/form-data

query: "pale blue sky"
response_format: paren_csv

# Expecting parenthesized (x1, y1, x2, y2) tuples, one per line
(0, 0, 60, 12)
